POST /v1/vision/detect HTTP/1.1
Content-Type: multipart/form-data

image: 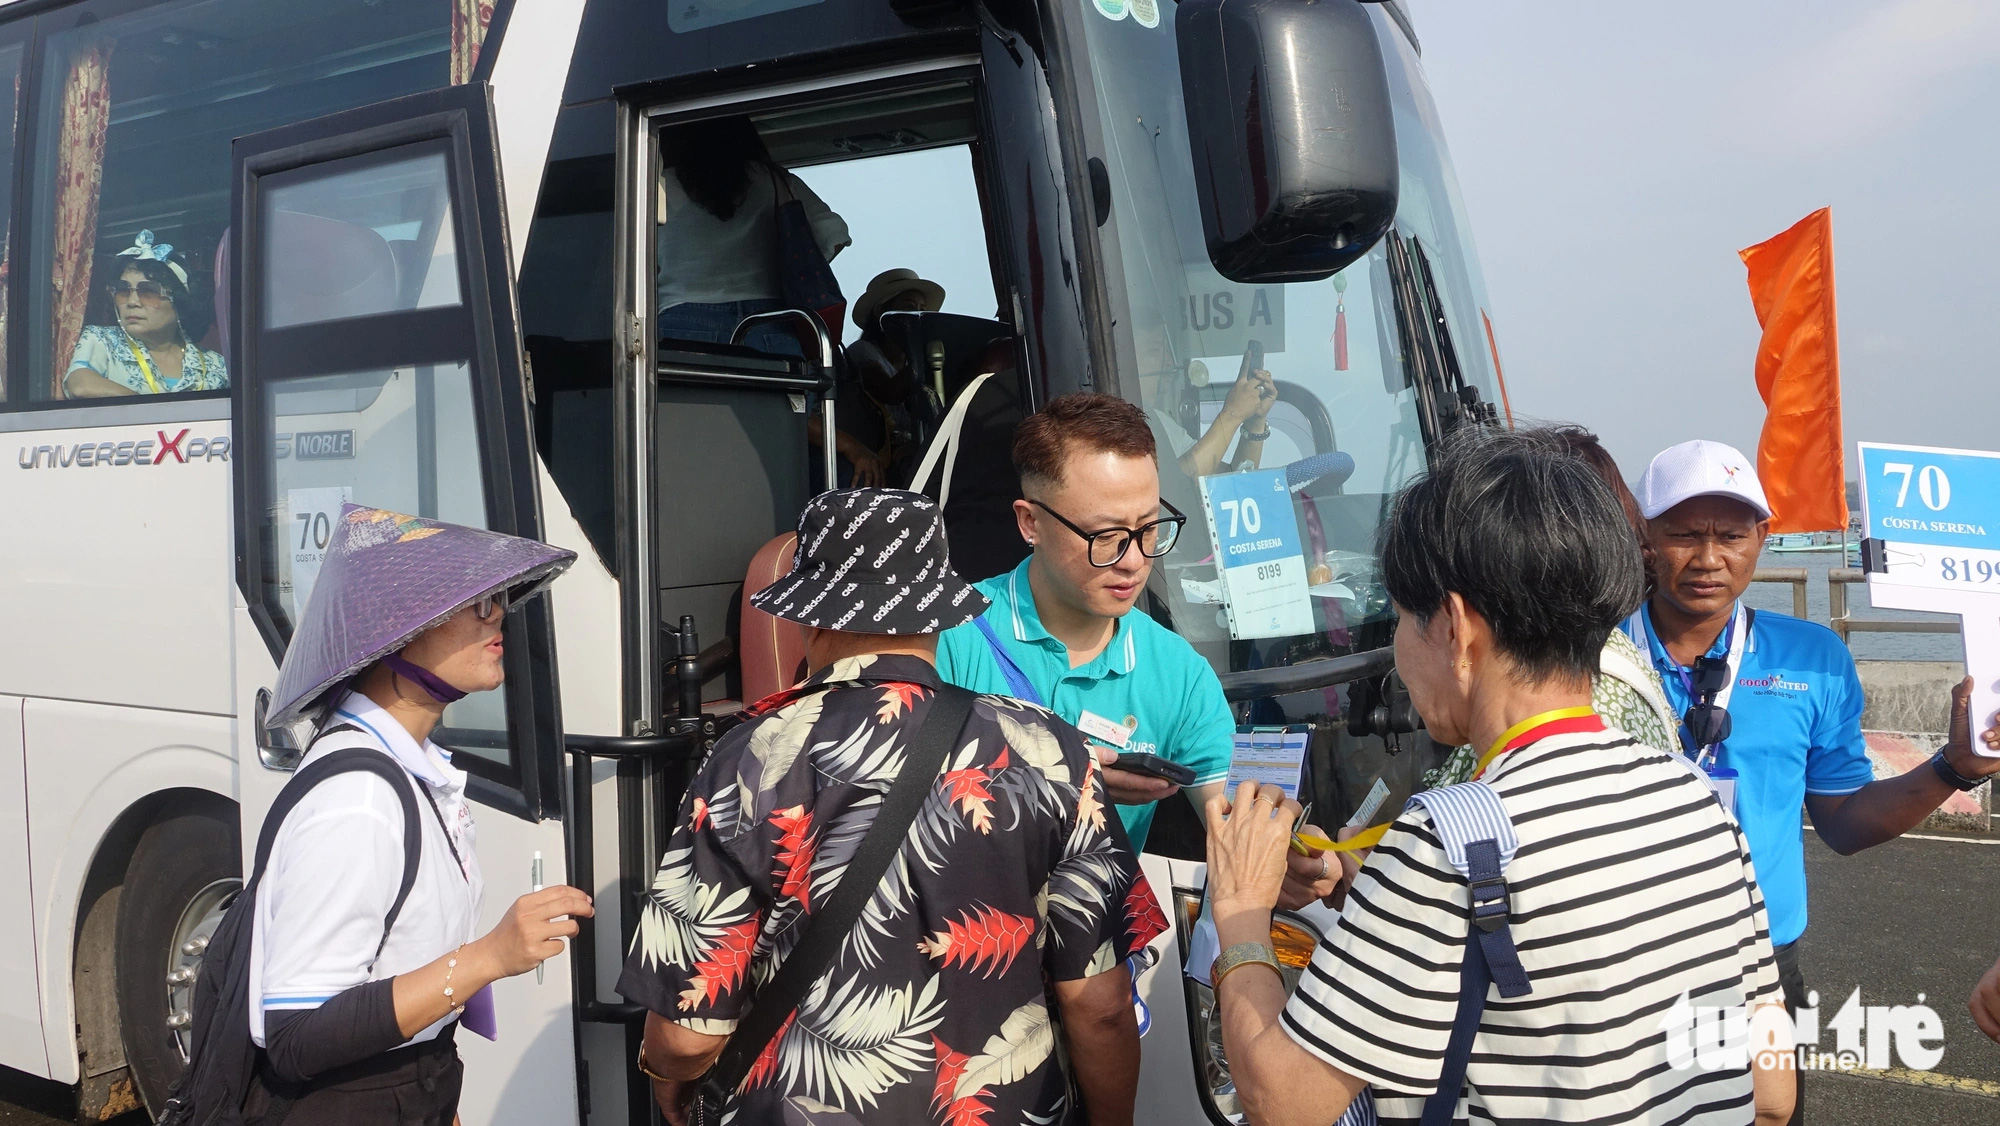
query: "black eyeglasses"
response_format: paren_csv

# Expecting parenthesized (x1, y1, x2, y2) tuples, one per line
(1682, 655, 1733, 748)
(472, 591, 511, 620)
(1030, 498, 1186, 567)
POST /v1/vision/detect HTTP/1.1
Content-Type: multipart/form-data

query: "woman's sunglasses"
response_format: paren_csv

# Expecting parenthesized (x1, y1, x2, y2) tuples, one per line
(105, 281, 173, 305)
(471, 591, 511, 620)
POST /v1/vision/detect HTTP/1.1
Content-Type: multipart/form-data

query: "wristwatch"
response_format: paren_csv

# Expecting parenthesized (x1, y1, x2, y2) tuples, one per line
(1239, 422, 1272, 442)
(1931, 750, 1985, 792)
(1210, 942, 1283, 988)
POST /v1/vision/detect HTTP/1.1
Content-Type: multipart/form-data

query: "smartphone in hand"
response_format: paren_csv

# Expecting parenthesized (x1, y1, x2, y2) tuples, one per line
(1112, 751, 1196, 787)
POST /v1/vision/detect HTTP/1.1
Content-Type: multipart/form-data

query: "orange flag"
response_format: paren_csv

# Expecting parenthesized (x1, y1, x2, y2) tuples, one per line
(1740, 208, 1845, 533)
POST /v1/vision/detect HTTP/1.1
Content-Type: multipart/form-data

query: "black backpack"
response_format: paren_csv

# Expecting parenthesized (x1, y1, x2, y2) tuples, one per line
(158, 734, 424, 1126)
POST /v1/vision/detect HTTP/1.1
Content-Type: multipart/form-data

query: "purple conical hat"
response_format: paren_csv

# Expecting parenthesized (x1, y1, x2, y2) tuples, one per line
(266, 504, 576, 728)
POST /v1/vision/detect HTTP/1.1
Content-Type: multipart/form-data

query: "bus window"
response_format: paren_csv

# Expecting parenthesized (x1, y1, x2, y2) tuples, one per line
(1063, 6, 1495, 676)
(23, 0, 455, 402)
(0, 44, 20, 403)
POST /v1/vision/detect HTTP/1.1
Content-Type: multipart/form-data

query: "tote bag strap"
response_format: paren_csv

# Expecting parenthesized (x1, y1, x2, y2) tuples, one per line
(908, 371, 995, 510)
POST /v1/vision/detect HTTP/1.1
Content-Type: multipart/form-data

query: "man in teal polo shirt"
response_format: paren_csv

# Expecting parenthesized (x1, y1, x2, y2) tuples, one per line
(1628, 439, 2000, 1126)
(936, 394, 1233, 853)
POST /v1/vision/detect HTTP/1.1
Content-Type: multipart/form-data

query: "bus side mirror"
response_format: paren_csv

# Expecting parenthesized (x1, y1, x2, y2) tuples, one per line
(1177, 0, 1398, 283)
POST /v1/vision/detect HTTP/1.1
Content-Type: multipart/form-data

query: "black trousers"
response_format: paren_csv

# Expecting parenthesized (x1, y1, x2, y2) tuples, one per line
(247, 1025, 463, 1126)
(1775, 939, 1806, 1126)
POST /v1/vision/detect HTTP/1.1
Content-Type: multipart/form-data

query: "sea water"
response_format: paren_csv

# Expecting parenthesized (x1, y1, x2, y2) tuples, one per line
(1741, 549, 1961, 663)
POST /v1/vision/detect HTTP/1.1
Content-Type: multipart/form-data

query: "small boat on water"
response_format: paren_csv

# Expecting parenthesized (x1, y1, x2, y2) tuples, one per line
(1768, 532, 1842, 553)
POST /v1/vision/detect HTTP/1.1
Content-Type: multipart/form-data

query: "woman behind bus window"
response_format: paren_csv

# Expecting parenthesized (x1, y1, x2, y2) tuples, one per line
(64, 230, 228, 398)
(247, 505, 593, 1124)
(655, 115, 850, 355)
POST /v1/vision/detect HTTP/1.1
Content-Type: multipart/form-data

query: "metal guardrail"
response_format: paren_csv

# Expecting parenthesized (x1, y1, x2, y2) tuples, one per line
(1752, 567, 1811, 619)
(1826, 567, 1960, 643)
(1751, 567, 1961, 645)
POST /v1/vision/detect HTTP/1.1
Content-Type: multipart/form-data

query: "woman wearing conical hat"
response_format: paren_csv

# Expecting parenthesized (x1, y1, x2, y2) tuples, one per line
(244, 505, 591, 1124)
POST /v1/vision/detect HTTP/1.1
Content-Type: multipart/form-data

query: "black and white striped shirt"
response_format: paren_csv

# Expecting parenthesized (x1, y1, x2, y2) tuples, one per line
(1282, 727, 1781, 1124)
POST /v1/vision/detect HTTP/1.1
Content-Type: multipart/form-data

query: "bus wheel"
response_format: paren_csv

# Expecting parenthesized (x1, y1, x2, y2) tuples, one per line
(114, 808, 241, 1115)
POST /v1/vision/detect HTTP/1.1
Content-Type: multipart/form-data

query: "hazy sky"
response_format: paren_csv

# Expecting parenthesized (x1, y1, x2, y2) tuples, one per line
(1413, 0, 2000, 479)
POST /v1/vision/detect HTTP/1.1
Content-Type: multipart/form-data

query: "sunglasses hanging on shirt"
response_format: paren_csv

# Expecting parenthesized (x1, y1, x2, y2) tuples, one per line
(1681, 655, 1733, 749)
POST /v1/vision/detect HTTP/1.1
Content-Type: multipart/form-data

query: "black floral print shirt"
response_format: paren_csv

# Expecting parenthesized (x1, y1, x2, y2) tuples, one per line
(617, 654, 1167, 1125)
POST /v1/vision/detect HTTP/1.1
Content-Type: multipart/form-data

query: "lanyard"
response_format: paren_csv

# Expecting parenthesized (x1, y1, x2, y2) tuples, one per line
(1288, 708, 1604, 855)
(124, 334, 164, 393)
(123, 331, 204, 394)
(1635, 601, 1747, 765)
(1471, 706, 1603, 781)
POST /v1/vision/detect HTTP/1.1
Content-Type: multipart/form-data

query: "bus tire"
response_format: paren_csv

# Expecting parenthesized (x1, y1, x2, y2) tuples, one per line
(114, 806, 241, 1116)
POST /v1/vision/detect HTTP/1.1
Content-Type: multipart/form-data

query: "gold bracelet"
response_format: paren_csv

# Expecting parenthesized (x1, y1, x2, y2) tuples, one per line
(1210, 941, 1284, 989)
(441, 943, 465, 1016)
(636, 1045, 677, 1084)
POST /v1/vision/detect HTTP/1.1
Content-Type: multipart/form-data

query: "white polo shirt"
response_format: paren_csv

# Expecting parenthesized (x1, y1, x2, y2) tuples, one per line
(248, 692, 484, 1046)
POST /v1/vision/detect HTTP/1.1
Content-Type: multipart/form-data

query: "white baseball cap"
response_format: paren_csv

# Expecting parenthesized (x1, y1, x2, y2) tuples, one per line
(1636, 439, 1773, 521)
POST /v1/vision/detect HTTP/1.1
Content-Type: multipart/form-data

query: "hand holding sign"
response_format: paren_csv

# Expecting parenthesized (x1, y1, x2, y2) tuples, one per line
(1859, 443, 2000, 756)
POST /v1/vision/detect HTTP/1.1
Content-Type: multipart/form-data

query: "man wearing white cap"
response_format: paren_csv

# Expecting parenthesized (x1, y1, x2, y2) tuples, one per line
(1629, 439, 2000, 1125)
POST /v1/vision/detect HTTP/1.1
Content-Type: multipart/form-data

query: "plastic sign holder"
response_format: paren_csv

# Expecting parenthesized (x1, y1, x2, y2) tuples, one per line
(1857, 442, 2000, 755)
(1198, 467, 1314, 640)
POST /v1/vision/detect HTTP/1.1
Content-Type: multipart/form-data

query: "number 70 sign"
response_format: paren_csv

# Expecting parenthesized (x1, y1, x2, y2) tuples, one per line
(1858, 442, 2000, 754)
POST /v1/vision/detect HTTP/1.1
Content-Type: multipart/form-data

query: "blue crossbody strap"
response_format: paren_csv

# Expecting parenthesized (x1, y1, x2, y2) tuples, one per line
(972, 615, 1046, 708)
(1407, 782, 1533, 1126)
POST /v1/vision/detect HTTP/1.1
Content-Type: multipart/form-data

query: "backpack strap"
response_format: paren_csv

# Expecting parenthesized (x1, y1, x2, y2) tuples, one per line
(691, 685, 979, 1122)
(253, 731, 426, 965)
(1406, 781, 1531, 1126)
(1598, 636, 1680, 747)
(971, 616, 1044, 708)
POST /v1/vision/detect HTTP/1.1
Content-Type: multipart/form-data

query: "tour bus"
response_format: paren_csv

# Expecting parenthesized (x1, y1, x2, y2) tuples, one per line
(0, 0, 1506, 1121)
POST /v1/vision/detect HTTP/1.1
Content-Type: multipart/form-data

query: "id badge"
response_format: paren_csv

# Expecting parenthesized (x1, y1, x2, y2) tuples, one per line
(1704, 765, 1739, 819)
(1077, 709, 1135, 748)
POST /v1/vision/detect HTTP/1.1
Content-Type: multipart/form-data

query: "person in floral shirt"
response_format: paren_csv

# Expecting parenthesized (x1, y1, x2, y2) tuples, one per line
(618, 489, 1167, 1126)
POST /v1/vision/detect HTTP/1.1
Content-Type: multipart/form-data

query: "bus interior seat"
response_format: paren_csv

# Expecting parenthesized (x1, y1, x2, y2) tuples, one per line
(738, 531, 806, 704)
(876, 310, 1012, 404)
(266, 210, 398, 324)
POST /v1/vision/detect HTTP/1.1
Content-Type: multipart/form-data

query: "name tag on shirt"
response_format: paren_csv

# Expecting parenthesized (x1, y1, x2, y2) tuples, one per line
(1077, 710, 1135, 748)
(1705, 766, 1740, 820)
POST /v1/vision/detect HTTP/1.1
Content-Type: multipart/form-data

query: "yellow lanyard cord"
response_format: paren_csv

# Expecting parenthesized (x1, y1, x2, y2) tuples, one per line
(125, 334, 163, 393)
(1293, 821, 1390, 854)
(1471, 705, 1599, 781)
(124, 331, 204, 394)
(1289, 706, 1600, 857)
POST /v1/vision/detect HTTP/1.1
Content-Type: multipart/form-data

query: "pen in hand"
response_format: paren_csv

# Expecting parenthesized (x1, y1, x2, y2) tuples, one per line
(532, 851, 545, 984)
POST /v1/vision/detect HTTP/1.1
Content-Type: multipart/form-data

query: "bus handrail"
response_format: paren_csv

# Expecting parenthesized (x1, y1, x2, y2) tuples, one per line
(563, 728, 703, 1025)
(733, 308, 838, 489)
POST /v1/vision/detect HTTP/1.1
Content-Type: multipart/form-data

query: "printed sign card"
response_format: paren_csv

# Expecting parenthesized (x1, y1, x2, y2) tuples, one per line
(1199, 468, 1314, 640)
(1858, 442, 2000, 755)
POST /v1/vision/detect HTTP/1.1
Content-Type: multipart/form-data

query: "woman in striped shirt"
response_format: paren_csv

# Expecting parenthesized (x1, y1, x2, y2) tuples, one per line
(1203, 429, 1793, 1125)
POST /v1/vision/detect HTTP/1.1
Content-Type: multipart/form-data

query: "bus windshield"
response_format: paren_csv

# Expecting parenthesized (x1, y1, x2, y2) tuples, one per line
(1068, 2, 1505, 679)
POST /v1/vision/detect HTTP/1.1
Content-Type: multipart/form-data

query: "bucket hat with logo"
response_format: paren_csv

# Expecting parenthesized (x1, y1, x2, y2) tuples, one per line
(749, 488, 987, 635)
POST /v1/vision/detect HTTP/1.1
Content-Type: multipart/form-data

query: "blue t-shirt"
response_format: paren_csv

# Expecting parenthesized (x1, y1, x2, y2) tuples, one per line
(1629, 603, 1872, 947)
(936, 557, 1235, 851)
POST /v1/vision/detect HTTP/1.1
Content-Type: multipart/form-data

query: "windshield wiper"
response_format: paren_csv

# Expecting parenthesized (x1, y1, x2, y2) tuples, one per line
(1409, 235, 1498, 432)
(1383, 231, 1496, 451)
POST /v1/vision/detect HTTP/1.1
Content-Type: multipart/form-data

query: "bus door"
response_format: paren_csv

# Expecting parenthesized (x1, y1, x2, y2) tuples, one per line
(228, 84, 578, 1126)
(614, 61, 1026, 735)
